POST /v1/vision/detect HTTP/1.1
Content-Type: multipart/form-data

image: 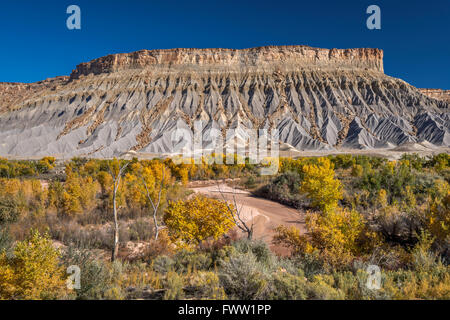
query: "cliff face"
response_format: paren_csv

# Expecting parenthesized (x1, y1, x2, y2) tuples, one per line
(70, 46, 384, 79)
(0, 77, 68, 113)
(0, 46, 448, 158)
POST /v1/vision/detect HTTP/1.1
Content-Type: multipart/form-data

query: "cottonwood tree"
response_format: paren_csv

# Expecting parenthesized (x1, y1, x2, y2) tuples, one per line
(108, 158, 130, 262)
(163, 195, 234, 247)
(141, 165, 168, 240)
(216, 181, 254, 240)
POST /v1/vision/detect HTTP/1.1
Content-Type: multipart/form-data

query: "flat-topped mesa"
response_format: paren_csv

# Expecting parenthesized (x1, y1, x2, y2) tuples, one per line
(70, 46, 384, 79)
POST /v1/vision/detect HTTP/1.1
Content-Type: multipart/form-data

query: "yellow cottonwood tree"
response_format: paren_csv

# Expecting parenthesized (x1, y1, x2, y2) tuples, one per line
(0, 230, 68, 300)
(300, 157, 343, 213)
(274, 207, 379, 265)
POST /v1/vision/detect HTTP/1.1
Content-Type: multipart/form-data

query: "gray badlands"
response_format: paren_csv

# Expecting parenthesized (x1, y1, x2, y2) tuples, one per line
(0, 45, 449, 159)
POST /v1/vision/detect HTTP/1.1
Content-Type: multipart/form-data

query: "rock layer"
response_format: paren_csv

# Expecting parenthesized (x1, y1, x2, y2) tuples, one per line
(0, 45, 448, 158)
(420, 89, 450, 104)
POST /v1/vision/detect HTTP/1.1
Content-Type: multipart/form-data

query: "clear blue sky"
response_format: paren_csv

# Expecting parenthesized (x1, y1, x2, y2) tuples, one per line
(0, 0, 448, 89)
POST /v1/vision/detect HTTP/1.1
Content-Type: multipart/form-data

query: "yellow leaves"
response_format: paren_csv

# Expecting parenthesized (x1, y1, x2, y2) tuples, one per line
(61, 167, 99, 216)
(401, 185, 416, 210)
(163, 195, 234, 247)
(124, 162, 173, 210)
(0, 230, 67, 300)
(275, 207, 379, 266)
(351, 164, 363, 177)
(377, 189, 388, 208)
(308, 208, 364, 253)
(37, 157, 55, 173)
(300, 157, 343, 213)
(426, 191, 450, 241)
(178, 167, 189, 186)
(273, 225, 309, 255)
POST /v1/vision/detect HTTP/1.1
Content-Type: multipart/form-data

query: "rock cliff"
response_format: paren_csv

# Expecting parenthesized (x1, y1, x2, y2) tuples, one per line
(0, 45, 448, 158)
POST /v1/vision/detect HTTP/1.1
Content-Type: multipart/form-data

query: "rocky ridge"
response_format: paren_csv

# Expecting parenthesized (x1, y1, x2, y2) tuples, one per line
(420, 89, 450, 104)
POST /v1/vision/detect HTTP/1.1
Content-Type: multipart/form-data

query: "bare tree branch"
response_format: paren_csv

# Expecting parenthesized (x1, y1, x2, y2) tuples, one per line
(142, 166, 166, 240)
(216, 180, 254, 240)
(109, 160, 129, 262)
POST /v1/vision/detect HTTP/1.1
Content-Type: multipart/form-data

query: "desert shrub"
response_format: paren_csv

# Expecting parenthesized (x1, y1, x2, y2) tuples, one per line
(371, 205, 421, 244)
(306, 274, 345, 300)
(0, 227, 13, 255)
(120, 263, 163, 298)
(329, 154, 355, 170)
(0, 195, 22, 224)
(412, 171, 442, 201)
(351, 164, 364, 177)
(128, 218, 154, 241)
(290, 252, 326, 279)
(358, 161, 417, 206)
(409, 232, 442, 273)
(331, 270, 361, 299)
(152, 255, 176, 274)
(0, 230, 68, 300)
(62, 246, 114, 300)
(186, 271, 226, 300)
(380, 266, 450, 299)
(275, 208, 379, 267)
(400, 153, 426, 170)
(255, 171, 304, 208)
(218, 251, 270, 300)
(140, 230, 174, 261)
(265, 272, 308, 300)
(172, 249, 213, 273)
(366, 246, 410, 271)
(424, 190, 450, 245)
(232, 239, 275, 267)
(426, 153, 450, 171)
(47, 216, 112, 250)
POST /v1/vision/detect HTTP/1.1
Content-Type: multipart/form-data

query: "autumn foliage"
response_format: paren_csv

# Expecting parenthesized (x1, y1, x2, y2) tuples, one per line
(300, 157, 343, 213)
(164, 195, 234, 247)
(0, 230, 67, 300)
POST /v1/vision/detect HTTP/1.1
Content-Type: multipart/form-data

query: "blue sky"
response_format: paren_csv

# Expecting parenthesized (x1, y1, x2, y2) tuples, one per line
(0, 0, 448, 89)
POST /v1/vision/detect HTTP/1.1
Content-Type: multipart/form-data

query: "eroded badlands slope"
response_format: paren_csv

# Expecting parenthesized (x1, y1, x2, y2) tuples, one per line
(0, 46, 448, 158)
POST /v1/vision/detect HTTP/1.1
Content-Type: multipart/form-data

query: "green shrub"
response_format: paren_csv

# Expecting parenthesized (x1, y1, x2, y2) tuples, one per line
(186, 271, 226, 300)
(0, 227, 13, 254)
(233, 239, 275, 267)
(218, 251, 269, 300)
(172, 250, 213, 273)
(266, 272, 308, 300)
(0, 195, 22, 224)
(306, 275, 345, 300)
(152, 255, 175, 274)
(62, 247, 114, 300)
(255, 171, 304, 208)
